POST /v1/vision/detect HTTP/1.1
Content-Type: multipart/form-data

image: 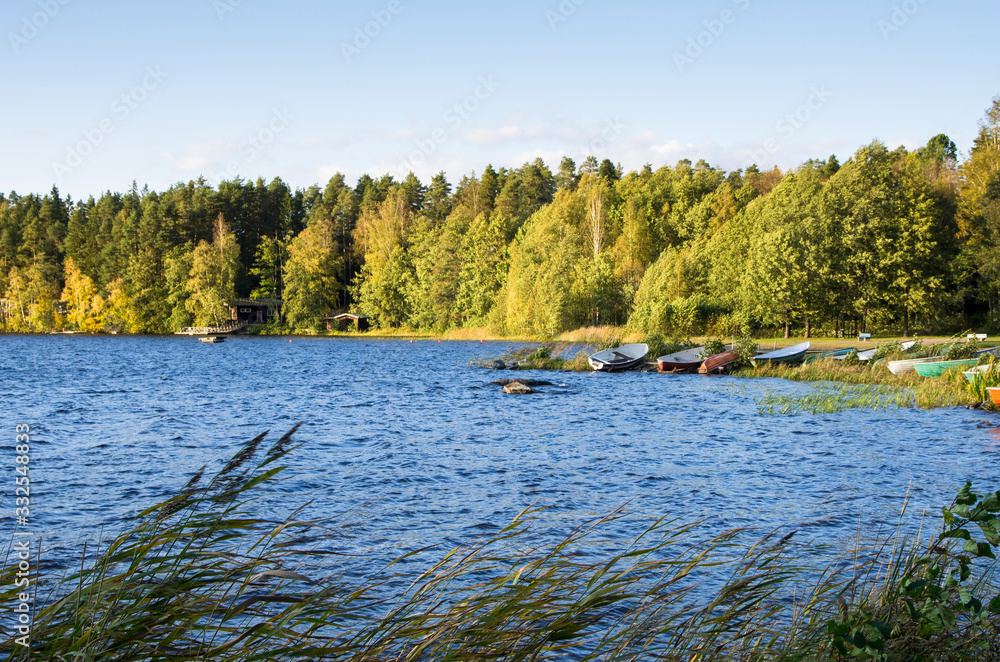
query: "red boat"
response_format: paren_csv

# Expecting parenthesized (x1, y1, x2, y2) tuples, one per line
(699, 351, 738, 375)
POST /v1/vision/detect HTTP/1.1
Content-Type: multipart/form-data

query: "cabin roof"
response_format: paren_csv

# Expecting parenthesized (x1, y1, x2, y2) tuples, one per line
(329, 313, 371, 321)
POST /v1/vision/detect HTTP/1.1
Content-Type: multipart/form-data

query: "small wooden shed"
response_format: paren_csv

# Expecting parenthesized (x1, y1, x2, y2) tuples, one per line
(326, 313, 372, 332)
(229, 299, 281, 325)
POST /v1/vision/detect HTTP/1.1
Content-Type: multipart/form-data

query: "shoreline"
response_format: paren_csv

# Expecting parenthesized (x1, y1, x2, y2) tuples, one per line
(2, 327, 967, 348)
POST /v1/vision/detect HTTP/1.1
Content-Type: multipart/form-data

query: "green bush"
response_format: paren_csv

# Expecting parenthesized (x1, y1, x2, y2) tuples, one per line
(702, 338, 727, 358)
(945, 344, 979, 361)
(734, 336, 760, 369)
(842, 348, 861, 366)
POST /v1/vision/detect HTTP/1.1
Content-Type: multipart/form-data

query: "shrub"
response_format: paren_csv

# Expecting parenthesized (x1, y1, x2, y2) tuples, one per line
(734, 336, 760, 369)
(702, 338, 727, 358)
(842, 349, 861, 366)
(945, 344, 979, 361)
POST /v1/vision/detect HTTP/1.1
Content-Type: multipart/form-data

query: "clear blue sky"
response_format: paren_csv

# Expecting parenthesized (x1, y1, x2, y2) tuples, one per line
(2, 0, 997, 199)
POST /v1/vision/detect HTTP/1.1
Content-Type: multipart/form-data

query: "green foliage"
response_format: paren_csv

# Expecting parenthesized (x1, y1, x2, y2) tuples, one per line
(967, 357, 1000, 403)
(474, 342, 589, 371)
(826, 483, 1000, 661)
(755, 383, 914, 415)
(842, 349, 861, 366)
(702, 338, 726, 358)
(872, 338, 923, 363)
(944, 344, 979, 360)
(185, 216, 240, 327)
(354, 245, 415, 329)
(283, 218, 342, 331)
(733, 336, 759, 368)
(0, 108, 996, 339)
(641, 332, 686, 360)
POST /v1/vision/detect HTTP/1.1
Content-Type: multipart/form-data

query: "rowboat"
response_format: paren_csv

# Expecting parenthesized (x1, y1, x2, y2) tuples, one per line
(588, 343, 649, 372)
(752, 342, 811, 367)
(803, 348, 855, 365)
(887, 356, 941, 375)
(914, 358, 981, 378)
(913, 348, 1000, 378)
(987, 387, 1000, 406)
(856, 348, 879, 361)
(833, 341, 915, 363)
(699, 351, 738, 375)
(964, 365, 996, 383)
(657, 347, 705, 373)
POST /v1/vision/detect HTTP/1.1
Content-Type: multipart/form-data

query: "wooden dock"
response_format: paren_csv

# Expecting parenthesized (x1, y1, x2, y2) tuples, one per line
(176, 321, 249, 336)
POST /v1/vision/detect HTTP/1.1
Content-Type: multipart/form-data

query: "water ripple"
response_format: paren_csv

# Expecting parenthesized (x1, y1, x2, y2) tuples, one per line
(1, 335, 998, 574)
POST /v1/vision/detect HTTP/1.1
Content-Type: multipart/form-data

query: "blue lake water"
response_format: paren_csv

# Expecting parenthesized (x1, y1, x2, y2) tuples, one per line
(2, 334, 999, 581)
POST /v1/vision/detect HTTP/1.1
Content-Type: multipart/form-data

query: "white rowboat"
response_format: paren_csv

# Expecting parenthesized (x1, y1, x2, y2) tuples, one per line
(589, 344, 649, 372)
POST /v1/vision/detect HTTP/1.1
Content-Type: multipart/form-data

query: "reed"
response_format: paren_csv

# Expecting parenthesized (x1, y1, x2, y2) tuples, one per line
(967, 356, 1000, 406)
(3, 429, 999, 661)
(744, 362, 977, 410)
(471, 342, 593, 371)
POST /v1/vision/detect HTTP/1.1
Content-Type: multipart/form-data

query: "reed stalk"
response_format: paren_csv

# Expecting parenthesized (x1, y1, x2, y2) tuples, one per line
(4, 429, 998, 661)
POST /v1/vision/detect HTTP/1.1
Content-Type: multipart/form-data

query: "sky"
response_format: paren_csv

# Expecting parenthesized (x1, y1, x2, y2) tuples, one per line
(2, 0, 998, 199)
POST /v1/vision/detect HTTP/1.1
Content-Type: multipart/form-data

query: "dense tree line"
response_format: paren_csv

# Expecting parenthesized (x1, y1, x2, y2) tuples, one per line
(3, 98, 1000, 338)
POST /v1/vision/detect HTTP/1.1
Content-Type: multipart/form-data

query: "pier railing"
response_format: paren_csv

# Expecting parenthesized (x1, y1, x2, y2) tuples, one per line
(176, 321, 248, 335)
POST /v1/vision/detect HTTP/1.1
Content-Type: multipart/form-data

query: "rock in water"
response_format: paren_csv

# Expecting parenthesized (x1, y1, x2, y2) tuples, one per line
(491, 379, 554, 388)
(503, 381, 534, 395)
(487, 360, 507, 370)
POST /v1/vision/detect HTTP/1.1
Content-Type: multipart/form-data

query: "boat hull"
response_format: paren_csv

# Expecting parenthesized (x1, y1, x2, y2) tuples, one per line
(964, 365, 995, 383)
(589, 357, 644, 372)
(913, 358, 980, 378)
(988, 387, 1000, 406)
(699, 351, 738, 375)
(803, 348, 854, 365)
(657, 359, 702, 372)
(752, 342, 811, 367)
(588, 344, 649, 372)
(887, 356, 941, 375)
(656, 347, 705, 373)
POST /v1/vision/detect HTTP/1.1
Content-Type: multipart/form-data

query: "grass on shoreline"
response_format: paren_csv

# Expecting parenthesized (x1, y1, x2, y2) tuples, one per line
(740, 361, 979, 411)
(4, 427, 999, 661)
(471, 334, 991, 411)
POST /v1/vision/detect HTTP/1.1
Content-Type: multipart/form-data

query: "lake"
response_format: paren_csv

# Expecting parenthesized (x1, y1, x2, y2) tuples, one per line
(2, 334, 999, 581)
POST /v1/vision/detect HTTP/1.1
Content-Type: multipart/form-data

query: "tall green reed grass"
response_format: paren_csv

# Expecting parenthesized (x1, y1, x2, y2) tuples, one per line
(4, 428, 999, 661)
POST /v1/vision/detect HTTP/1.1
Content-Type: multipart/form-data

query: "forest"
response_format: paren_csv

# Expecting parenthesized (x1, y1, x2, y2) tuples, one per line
(2, 97, 1000, 339)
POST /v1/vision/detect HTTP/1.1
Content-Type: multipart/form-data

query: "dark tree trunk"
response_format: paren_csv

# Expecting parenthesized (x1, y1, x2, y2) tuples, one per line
(903, 307, 910, 338)
(805, 314, 811, 339)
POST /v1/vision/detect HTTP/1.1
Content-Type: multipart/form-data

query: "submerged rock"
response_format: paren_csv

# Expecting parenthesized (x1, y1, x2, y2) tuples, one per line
(486, 360, 507, 370)
(503, 381, 534, 395)
(491, 379, 555, 388)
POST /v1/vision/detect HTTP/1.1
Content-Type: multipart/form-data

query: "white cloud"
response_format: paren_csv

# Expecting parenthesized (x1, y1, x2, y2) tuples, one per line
(161, 141, 234, 172)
